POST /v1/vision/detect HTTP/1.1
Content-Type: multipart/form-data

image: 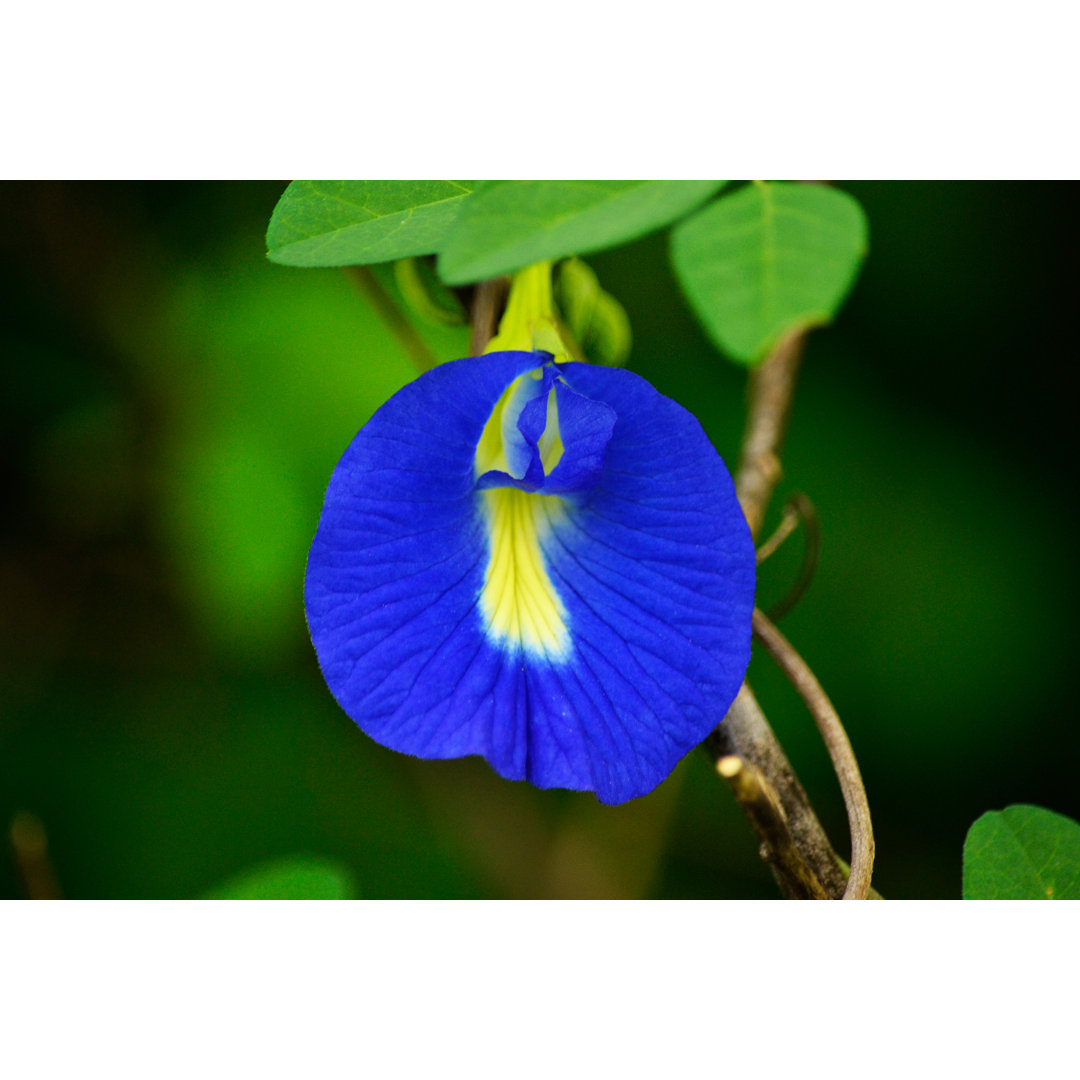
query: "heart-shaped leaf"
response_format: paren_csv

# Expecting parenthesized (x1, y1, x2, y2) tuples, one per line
(671, 182, 868, 365)
(267, 181, 475, 267)
(963, 804, 1080, 899)
(438, 180, 725, 284)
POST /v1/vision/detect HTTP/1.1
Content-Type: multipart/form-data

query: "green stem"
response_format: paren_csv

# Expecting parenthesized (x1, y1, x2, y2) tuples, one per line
(343, 265, 439, 372)
(485, 261, 572, 362)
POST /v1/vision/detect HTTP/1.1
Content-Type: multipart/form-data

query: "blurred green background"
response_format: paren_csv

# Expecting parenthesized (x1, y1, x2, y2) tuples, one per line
(1, 181, 1075, 899)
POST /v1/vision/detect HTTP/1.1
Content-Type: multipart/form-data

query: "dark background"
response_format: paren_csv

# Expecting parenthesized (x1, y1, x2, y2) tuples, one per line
(1, 181, 1075, 899)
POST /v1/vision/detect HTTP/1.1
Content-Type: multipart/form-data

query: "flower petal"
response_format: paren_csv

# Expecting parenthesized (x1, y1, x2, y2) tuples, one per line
(534, 380, 617, 494)
(305, 351, 754, 804)
(524, 362, 755, 800)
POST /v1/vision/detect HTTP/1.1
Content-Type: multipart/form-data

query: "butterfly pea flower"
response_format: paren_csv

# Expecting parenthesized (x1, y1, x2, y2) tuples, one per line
(305, 265, 755, 804)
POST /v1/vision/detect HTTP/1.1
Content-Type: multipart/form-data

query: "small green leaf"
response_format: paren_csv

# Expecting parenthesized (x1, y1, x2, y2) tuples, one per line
(202, 856, 357, 900)
(394, 257, 467, 326)
(266, 181, 476, 267)
(438, 180, 726, 285)
(555, 258, 632, 367)
(963, 805, 1080, 900)
(670, 182, 869, 365)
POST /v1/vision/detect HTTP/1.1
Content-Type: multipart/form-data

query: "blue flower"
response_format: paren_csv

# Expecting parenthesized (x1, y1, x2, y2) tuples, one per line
(304, 345, 755, 805)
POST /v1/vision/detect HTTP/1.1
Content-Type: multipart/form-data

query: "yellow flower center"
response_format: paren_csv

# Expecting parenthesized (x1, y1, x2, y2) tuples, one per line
(475, 261, 573, 659)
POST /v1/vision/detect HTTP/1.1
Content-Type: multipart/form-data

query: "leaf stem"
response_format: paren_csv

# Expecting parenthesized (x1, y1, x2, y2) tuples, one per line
(751, 608, 875, 900)
(343, 265, 439, 372)
(763, 493, 821, 622)
(755, 500, 801, 565)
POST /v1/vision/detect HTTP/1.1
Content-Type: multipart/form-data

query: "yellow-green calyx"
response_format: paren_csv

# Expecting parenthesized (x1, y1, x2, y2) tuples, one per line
(484, 261, 574, 363)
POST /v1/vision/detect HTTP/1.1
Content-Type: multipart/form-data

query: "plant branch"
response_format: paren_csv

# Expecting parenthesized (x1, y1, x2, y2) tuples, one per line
(751, 608, 875, 900)
(344, 265, 439, 372)
(735, 329, 806, 540)
(469, 277, 510, 355)
(715, 755, 830, 899)
(707, 323, 872, 899)
(706, 686, 848, 898)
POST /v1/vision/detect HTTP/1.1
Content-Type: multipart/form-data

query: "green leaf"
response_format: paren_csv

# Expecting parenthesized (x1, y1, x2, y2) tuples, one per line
(963, 805, 1080, 899)
(670, 182, 869, 365)
(555, 257, 632, 367)
(438, 180, 726, 285)
(202, 856, 357, 900)
(266, 181, 475, 267)
(394, 257, 467, 326)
